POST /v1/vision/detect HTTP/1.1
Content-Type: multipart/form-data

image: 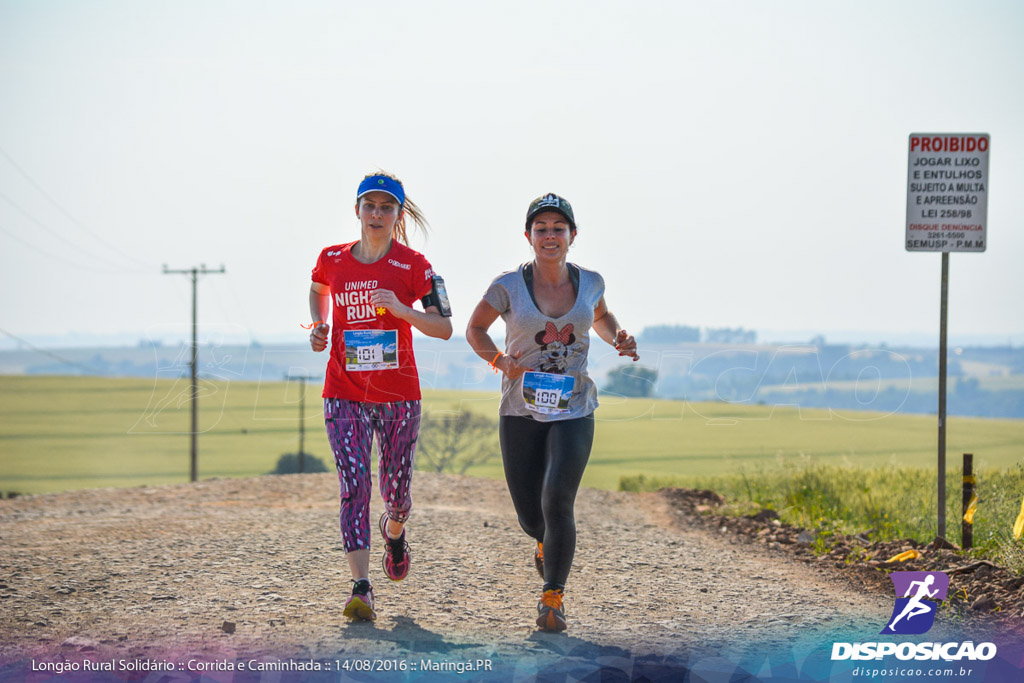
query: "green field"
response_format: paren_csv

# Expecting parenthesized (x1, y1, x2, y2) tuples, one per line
(2, 375, 1023, 495)
(758, 375, 1024, 394)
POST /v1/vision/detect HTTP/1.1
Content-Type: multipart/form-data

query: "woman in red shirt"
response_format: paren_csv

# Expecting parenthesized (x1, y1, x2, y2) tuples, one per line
(308, 172, 452, 621)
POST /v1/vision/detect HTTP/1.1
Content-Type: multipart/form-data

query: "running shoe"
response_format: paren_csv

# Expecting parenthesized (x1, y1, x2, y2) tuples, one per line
(343, 579, 376, 621)
(534, 542, 544, 578)
(536, 589, 567, 632)
(379, 512, 410, 582)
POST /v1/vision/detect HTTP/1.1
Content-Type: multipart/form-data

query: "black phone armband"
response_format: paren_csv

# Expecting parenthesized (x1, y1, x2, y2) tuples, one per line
(421, 274, 452, 317)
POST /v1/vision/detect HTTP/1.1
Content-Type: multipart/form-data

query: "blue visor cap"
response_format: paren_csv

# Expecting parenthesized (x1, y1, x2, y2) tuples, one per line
(357, 175, 405, 207)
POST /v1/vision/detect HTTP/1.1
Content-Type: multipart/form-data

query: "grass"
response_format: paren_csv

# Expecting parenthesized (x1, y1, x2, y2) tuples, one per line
(757, 374, 1024, 393)
(577, 394, 1024, 490)
(620, 461, 1024, 575)
(0, 375, 499, 493)
(2, 375, 1024, 496)
(4, 375, 1023, 571)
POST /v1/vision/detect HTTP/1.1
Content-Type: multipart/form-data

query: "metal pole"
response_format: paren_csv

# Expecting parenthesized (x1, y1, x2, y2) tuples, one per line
(298, 375, 306, 474)
(937, 252, 949, 540)
(962, 453, 974, 550)
(190, 268, 198, 483)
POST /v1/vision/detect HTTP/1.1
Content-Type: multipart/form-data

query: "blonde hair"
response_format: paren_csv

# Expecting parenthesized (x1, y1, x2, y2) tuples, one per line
(359, 171, 429, 246)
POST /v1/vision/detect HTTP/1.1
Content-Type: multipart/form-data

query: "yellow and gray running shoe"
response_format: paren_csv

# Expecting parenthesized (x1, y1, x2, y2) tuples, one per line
(343, 579, 376, 621)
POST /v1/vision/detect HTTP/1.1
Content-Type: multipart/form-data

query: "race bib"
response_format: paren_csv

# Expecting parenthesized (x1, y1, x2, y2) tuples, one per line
(343, 330, 399, 371)
(522, 372, 575, 415)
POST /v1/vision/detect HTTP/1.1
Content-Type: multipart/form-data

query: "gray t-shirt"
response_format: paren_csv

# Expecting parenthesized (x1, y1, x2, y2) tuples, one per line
(483, 263, 605, 421)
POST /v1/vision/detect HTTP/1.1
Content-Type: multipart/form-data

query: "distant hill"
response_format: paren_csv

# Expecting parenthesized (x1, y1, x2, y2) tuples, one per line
(2, 337, 1023, 418)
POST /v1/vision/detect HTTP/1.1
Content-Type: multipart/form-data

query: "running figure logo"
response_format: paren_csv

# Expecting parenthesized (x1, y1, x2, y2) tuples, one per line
(881, 571, 949, 635)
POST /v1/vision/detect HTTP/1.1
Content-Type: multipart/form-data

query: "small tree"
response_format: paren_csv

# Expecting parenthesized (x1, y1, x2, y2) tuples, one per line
(416, 411, 499, 475)
(603, 365, 658, 397)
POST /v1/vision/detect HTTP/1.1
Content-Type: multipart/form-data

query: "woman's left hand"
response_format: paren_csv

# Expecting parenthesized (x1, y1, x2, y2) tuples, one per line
(614, 329, 639, 361)
(370, 289, 412, 319)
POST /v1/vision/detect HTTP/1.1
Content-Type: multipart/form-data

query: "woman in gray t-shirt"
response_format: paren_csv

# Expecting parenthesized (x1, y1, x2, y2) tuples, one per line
(466, 192, 639, 633)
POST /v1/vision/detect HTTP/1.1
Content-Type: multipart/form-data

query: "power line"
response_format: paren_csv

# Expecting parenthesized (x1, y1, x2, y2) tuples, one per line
(0, 189, 143, 273)
(208, 276, 252, 341)
(0, 328, 104, 374)
(0, 145, 156, 271)
(1, 326, 266, 435)
(0, 222, 127, 273)
(222, 276, 260, 342)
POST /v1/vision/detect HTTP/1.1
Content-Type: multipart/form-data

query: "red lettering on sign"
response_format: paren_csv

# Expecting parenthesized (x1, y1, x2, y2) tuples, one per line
(910, 135, 989, 154)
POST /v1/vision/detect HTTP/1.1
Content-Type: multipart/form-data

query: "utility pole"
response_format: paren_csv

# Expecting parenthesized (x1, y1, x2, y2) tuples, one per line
(163, 264, 226, 482)
(285, 372, 311, 473)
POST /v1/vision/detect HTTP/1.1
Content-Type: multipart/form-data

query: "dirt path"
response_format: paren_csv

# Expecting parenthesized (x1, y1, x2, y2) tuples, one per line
(0, 473, 980, 677)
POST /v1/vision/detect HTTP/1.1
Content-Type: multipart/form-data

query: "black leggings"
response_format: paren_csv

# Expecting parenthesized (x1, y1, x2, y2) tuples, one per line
(499, 414, 595, 591)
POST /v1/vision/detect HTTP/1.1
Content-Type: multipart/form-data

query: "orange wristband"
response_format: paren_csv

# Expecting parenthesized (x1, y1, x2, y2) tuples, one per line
(488, 352, 502, 374)
(301, 320, 325, 330)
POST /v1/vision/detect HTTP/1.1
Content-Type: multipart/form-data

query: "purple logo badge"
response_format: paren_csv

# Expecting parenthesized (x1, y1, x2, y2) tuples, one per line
(881, 571, 949, 635)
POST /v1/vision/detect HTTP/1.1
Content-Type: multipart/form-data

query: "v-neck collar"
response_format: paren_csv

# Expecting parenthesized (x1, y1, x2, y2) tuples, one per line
(521, 262, 580, 319)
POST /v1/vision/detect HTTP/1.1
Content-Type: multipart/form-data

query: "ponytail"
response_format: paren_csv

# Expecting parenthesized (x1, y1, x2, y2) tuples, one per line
(359, 171, 429, 246)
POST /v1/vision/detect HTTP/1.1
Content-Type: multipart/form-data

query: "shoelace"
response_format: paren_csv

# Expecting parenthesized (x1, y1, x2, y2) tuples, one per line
(387, 535, 408, 563)
(539, 590, 563, 610)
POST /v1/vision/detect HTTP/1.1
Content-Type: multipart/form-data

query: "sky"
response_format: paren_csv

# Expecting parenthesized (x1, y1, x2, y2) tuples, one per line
(1, 0, 1023, 351)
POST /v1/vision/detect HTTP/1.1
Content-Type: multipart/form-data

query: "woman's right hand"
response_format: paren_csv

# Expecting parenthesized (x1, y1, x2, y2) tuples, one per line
(310, 322, 330, 352)
(496, 350, 529, 380)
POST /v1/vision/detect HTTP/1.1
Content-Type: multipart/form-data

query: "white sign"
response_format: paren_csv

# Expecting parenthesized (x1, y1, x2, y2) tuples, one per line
(906, 133, 989, 252)
(356, 344, 383, 364)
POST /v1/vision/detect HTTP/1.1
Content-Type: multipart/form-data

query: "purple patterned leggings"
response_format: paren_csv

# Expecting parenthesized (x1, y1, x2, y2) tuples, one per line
(324, 398, 421, 552)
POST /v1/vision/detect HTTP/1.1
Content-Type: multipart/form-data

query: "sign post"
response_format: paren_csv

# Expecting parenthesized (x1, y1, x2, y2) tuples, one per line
(905, 133, 989, 541)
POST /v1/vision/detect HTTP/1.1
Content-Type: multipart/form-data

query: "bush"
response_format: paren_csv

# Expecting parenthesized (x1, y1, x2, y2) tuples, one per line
(268, 452, 330, 474)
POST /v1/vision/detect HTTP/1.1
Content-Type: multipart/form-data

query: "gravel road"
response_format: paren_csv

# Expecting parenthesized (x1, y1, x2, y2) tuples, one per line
(0, 472, 997, 679)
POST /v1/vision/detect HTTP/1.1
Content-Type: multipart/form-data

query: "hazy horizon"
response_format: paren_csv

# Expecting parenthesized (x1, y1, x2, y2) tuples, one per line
(1, 326, 1020, 353)
(2, 1, 1022, 349)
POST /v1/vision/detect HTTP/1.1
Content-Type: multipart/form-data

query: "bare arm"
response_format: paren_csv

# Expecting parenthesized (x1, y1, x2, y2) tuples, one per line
(465, 299, 528, 379)
(309, 282, 331, 352)
(592, 295, 639, 361)
(370, 289, 453, 340)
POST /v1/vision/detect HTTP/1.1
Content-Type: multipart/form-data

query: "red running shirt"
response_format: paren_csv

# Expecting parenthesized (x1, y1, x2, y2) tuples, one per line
(311, 240, 435, 403)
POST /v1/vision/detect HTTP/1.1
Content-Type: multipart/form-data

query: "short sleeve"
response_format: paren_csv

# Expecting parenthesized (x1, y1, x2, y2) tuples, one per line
(483, 277, 510, 315)
(594, 271, 606, 302)
(311, 249, 329, 285)
(413, 254, 435, 300)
